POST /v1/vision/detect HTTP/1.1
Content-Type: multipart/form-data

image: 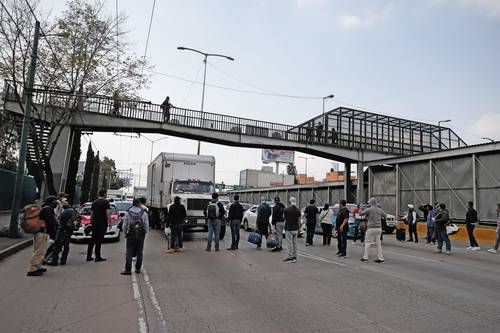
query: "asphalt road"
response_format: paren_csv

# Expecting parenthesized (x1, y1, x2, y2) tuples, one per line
(0, 229, 499, 333)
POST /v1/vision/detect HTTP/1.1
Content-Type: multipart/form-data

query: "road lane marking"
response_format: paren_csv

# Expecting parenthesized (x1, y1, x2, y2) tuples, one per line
(297, 251, 348, 267)
(384, 250, 443, 263)
(143, 269, 168, 333)
(131, 272, 148, 333)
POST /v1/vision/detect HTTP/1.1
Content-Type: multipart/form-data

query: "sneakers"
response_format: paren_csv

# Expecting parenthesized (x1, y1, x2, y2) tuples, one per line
(271, 247, 282, 252)
(284, 257, 297, 263)
(86, 257, 94, 262)
(135, 269, 141, 274)
(374, 259, 385, 263)
(46, 261, 58, 266)
(445, 251, 451, 255)
(120, 270, 132, 275)
(487, 249, 497, 254)
(466, 246, 473, 250)
(471, 247, 481, 251)
(360, 258, 369, 263)
(434, 249, 442, 254)
(165, 249, 176, 254)
(95, 257, 107, 262)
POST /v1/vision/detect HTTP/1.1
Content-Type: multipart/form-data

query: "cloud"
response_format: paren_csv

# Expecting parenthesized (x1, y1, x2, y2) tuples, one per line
(465, 112, 500, 140)
(337, 4, 394, 29)
(296, 0, 329, 10)
(433, 0, 500, 18)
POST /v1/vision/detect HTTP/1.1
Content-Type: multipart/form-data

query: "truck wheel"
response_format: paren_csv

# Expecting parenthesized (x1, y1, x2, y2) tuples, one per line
(243, 220, 249, 231)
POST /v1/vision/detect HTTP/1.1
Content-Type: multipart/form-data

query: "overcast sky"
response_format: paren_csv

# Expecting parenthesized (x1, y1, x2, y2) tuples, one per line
(44, 0, 500, 187)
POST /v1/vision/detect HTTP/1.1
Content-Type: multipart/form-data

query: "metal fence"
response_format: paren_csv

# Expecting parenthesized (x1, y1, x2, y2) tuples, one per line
(368, 148, 500, 224)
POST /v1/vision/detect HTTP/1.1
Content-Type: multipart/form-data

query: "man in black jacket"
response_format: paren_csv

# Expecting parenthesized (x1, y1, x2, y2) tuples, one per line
(227, 194, 244, 250)
(465, 201, 480, 250)
(256, 197, 272, 249)
(87, 189, 111, 262)
(27, 196, 58, 276)
(271, 196, 286, 252)
(304, 199, 319, 246)
(434, 203, 451, 255)
(165, 196, 186, 253)
(204, 193, 225, 251)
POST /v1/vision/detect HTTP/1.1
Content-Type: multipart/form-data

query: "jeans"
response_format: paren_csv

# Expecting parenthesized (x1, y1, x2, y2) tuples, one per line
(466, 224, 479, 247)
(437, 228, 451, 251)
(494, 227, 500, 250)
(306, 221, 316, 245)
(274, 222, 285, 248)
(207, 219, 221, 250)
(220, 221, 226, 240)
(363, 228, 384, 260)
(125, 239, 144, 272)
(353, 219, 365, 242)
(229, 219, 241, 249)
(321, 223, 333, 245)
(426, 224, 435, 243)
(29, 233, 48, 272)
(52, 228, 71, 263)
(171, 224, 183, 249)
(286, 230, 298, 259)
(408, 223, 418, 242)
(337, 228, 348, 256)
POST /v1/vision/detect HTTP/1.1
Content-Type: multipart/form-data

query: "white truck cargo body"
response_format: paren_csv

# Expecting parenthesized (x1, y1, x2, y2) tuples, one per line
(147, 153, 215, 228)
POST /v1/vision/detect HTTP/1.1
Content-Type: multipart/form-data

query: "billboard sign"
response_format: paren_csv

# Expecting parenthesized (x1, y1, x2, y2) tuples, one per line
(261, 149, 295, 164)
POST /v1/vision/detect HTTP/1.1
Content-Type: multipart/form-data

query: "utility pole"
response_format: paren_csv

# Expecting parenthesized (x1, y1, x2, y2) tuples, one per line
(9, 21, 40, 238)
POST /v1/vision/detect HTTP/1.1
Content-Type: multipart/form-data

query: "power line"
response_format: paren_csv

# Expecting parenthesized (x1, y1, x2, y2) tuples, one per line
(142, 0, 156, 65)
(181, 61, 204, 106)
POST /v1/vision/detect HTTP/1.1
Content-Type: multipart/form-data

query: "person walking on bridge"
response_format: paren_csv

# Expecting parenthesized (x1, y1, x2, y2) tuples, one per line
(487, 203, 500, 254)
(360, 198, 386, 263)
(161, 96, 172, 123)
(465, 201, 480, 251)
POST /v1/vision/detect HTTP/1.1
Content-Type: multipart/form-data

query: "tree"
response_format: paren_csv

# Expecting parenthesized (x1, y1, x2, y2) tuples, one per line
(0, 0, 149, 196)
(0, 112, 19, 171)
(64, 129, 81, 205)
(89, 151, 100, 201)
(80, 142, 93, 204)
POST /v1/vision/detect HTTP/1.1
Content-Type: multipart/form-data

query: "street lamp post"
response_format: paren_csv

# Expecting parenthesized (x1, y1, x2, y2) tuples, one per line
(322, 94, 334, 143)
(298, 156, 315, 184)
(482, 137, 495, 143)
(177, 46, 234, 155)
(437, 119, 451, 150)
(141, 134, 168, 162)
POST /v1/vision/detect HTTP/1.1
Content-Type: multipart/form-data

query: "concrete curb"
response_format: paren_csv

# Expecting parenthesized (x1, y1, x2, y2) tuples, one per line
(0, 238, 33, 261)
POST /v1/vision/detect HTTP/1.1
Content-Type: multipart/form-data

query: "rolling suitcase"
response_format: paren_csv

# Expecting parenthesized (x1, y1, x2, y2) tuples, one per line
(396, 228, 405, 241)
(247, 231, 262, 245)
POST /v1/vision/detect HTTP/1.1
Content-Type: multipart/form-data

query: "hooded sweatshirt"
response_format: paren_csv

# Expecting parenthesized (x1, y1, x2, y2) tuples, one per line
(123, 206, 149, 236)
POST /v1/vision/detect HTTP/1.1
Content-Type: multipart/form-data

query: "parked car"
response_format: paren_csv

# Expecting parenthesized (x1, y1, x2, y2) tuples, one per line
(242, 203, 304, 237)
(355, 205, 397, 234)
(114, 200, 133, 215)
(71, 202, 121, 242)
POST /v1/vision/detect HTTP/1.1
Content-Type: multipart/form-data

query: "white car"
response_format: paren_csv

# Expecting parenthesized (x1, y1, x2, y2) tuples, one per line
(242, 203, 304, 237)
(71, 202, 121, 242)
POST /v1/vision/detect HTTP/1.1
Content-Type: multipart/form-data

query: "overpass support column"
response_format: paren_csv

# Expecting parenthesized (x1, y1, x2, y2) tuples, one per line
(356, 161, 364, 204)
(50, 125, 74, 195)
(344, 163, 352, 202)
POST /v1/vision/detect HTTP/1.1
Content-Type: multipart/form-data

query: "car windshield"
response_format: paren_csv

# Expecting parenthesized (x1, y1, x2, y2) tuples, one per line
(115, 202, 133, 211)
(80, 204, 117, 215)
(173, 181, 215, 194)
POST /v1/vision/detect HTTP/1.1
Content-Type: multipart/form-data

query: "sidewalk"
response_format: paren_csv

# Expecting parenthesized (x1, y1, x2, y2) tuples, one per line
(0, 212, 33, 261)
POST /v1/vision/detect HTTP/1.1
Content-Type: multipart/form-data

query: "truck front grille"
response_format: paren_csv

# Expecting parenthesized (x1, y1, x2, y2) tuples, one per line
(187, 198, 211, 211)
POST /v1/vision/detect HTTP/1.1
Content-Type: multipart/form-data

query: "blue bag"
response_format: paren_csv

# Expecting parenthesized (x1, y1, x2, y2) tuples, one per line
(247, 231, 262, 245)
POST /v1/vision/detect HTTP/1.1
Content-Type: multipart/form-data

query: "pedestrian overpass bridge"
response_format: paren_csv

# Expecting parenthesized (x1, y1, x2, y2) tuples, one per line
(1, 80, 466, 201)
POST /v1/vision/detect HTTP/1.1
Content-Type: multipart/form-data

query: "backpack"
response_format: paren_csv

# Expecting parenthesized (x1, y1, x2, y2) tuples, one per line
(207, 202, 219, 219)
(126, 209, 146, 241)
(20, 204, 45, 234)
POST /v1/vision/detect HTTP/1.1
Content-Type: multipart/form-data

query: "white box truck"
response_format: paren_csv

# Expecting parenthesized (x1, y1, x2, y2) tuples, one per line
(146, 153, 216, 229)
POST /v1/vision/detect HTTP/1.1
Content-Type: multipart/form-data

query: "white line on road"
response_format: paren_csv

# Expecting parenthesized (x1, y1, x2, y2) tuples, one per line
(297, 251, 348, 267)
(132, 272, 148, 333)
(384, 250, 443, 263)
(143, 269, 168, 333)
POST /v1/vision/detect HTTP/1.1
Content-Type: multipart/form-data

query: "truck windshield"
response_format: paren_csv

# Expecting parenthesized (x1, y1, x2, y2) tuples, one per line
(173, 181, 214, 194)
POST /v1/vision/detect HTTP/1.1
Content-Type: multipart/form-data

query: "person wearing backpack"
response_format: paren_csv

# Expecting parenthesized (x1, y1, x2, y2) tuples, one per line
(256, 196, 272, 249)
(227, 194, 244, 250)
(121, 198, 149, 275)
(27, 196, 58, 276)
(271, 196, 286, 252)
(204, 192, 225, 251)
(165, 196, 186, 254)
(47, 203, 78, 266)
